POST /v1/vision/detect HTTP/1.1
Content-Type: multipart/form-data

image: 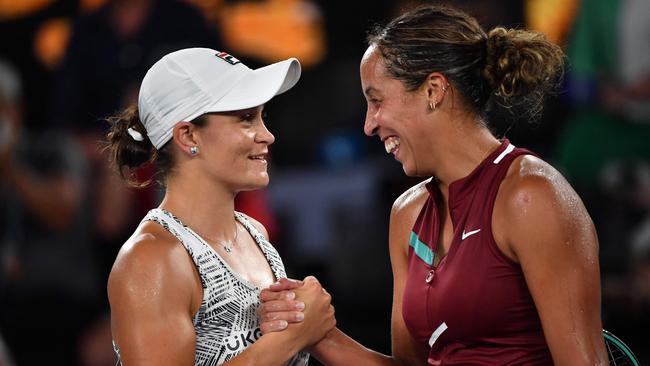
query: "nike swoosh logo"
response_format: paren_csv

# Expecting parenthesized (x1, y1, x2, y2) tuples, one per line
(461, 229, 481, 240)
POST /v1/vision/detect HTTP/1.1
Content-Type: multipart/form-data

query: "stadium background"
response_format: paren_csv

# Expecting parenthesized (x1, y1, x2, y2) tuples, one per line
(0, 0, 648, 364)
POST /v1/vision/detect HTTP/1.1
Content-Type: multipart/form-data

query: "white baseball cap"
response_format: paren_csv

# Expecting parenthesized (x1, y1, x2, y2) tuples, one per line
(138, 48, 301, 149)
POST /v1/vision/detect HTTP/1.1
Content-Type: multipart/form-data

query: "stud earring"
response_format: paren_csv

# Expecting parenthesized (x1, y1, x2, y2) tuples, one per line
(190, 146, 199, 155)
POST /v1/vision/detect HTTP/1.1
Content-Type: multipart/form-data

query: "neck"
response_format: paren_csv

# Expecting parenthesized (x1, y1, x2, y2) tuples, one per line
(160, 170, 237, 240)
(429, 114, 501, 188)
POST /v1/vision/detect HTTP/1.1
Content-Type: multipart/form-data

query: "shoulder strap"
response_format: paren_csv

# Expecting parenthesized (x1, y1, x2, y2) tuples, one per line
(142, 208, 211, 274)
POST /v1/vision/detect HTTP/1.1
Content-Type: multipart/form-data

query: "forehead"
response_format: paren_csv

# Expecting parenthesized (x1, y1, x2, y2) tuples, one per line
(360, 46, 407, 97)
(360, 46, 384, 82)
(361, 47, 388, 92)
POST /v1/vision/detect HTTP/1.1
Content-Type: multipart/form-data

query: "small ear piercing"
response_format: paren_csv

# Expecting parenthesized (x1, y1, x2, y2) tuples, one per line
(190, 146, 199, 155)
(429, 84, 450, 111)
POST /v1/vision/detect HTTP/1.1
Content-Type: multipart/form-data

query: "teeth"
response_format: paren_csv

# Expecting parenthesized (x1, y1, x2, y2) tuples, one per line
(384, 137, 400, 154)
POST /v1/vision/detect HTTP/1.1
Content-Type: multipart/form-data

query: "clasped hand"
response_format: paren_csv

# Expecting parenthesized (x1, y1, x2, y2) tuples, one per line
(257, 276, 335, 346)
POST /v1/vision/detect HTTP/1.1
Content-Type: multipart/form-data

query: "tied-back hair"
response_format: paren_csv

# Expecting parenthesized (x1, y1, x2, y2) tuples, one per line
(105, 105, 160, 188)
(367, 4, 565, 123)
(105, 105, 206, 188)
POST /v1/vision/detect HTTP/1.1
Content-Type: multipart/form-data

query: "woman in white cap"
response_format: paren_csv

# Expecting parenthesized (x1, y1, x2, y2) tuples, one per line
(106, 48, 334, 365)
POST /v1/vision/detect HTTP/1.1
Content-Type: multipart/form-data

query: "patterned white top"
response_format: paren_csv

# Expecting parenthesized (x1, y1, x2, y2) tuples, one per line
(113, 208, 309, 366)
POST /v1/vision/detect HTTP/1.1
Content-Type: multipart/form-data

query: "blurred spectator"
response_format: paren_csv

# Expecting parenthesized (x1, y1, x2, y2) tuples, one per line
(50, 0, 221, 280)
(554, 0, 650, 270)
(0, 58, 100, 365)
(553, 0, 650, 361)
(599, 161, 650, 361)
(1, 2, 224, 364)
(51, 0, 220, 135)
(556, 0, 650, 193)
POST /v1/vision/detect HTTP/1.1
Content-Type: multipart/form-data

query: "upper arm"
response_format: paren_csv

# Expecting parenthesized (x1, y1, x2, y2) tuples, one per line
(108, 233, 197, 366)
(388, 182, 430, 366)
(496, 157, 607, 365)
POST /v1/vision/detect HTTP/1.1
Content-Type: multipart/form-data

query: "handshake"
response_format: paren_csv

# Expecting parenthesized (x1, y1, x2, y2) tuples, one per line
(257, 276, 336, 347)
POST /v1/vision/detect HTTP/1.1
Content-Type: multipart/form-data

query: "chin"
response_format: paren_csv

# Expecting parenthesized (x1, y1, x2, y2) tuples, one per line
(401, 162, 428, 178)
(400, 162, 417, 177)
(245, 174, 270, 190)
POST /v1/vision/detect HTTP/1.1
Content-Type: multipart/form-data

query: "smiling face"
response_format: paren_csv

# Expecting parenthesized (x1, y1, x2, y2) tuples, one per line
(193, 105, 275, 191)
(360, 45, 436, 177)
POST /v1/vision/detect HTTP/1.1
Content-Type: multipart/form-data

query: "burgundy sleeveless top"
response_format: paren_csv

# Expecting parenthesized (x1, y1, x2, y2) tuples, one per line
(402, 140, 552, 365)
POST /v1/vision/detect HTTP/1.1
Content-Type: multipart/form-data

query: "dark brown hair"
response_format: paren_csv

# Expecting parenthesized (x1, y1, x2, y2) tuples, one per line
(105, 105, 206, 187)
(367, 4, 564, 122)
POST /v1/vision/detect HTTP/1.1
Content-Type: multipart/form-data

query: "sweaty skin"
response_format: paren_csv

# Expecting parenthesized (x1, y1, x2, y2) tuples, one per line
(258, 45, 607, 365)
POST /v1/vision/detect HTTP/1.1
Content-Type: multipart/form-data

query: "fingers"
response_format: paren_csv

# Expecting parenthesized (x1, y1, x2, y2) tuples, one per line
(268, 278, 303, 291)
(303, 275, 320, 285)
(257, 299, 305, 316)
(260, 289, 296, 303)
(259, 310, 305, 323)
(260, 320, 288, 334)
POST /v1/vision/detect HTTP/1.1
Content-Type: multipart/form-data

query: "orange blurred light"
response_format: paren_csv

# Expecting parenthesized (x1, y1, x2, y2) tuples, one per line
(80, 0, 110, 13)
(526, 0, 580, 46)
(0, 0, 53, 21)
(220, 0, 326, 68)
(34, 17, 71, 69)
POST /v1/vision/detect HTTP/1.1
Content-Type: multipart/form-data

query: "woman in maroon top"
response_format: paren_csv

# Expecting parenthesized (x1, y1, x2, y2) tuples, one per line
(259, 4, 607, 365)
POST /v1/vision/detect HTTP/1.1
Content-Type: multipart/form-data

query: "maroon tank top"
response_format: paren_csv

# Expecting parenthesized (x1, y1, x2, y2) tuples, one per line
(402, 140, 552, 365)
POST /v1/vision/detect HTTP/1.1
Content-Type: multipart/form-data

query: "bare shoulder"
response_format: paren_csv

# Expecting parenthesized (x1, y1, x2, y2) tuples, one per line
(389, 179, 431, 254)
(237, 212, 270, 240)
(108, 221, 196, 307)
(391, 178, 431, 220)
(499, 155, 586, 218)
(494, 155, 596, 260)
(108, 222, 200, 364)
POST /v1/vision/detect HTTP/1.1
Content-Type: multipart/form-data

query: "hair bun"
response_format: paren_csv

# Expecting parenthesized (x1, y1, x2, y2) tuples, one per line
(483, 27, 564, 118)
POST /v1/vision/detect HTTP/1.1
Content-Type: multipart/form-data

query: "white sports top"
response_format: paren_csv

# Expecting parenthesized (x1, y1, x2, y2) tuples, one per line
(113, 208, 309, 366)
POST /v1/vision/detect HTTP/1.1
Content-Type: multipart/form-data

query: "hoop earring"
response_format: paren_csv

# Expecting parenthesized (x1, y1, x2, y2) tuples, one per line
(190, 146, 199, 155)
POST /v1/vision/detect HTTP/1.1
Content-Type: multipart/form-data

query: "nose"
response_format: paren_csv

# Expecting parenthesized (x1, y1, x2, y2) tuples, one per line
(363, 108, 378, 136)
(256, 122, 275, 145)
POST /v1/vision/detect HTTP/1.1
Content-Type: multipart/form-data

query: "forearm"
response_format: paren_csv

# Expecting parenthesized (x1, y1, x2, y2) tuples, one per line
(310, 328, 403, 366)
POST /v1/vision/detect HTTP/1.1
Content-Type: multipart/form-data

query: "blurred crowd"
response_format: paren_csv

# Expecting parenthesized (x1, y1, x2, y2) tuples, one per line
(0, 0, 648, 365)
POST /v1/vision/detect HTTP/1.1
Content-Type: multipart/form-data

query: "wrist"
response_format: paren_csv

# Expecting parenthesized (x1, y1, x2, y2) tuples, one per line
(254, 327, 304, 364)
(306, 328, 337, 357)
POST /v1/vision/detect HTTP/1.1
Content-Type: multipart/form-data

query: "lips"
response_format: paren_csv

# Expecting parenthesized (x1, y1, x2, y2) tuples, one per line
(249, 153, 268, 163)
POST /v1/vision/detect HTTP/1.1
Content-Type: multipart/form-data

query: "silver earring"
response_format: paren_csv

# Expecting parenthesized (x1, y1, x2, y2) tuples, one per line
(429, 101, 437, 111)
(190, 146, 199, 155)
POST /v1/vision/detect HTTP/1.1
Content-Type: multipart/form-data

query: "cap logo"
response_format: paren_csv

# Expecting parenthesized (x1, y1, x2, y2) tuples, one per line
(215, 51, 241, 65)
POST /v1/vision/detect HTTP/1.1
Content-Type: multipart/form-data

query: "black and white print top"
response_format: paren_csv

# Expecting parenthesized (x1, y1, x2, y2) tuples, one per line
(113, 208, 309, 366)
